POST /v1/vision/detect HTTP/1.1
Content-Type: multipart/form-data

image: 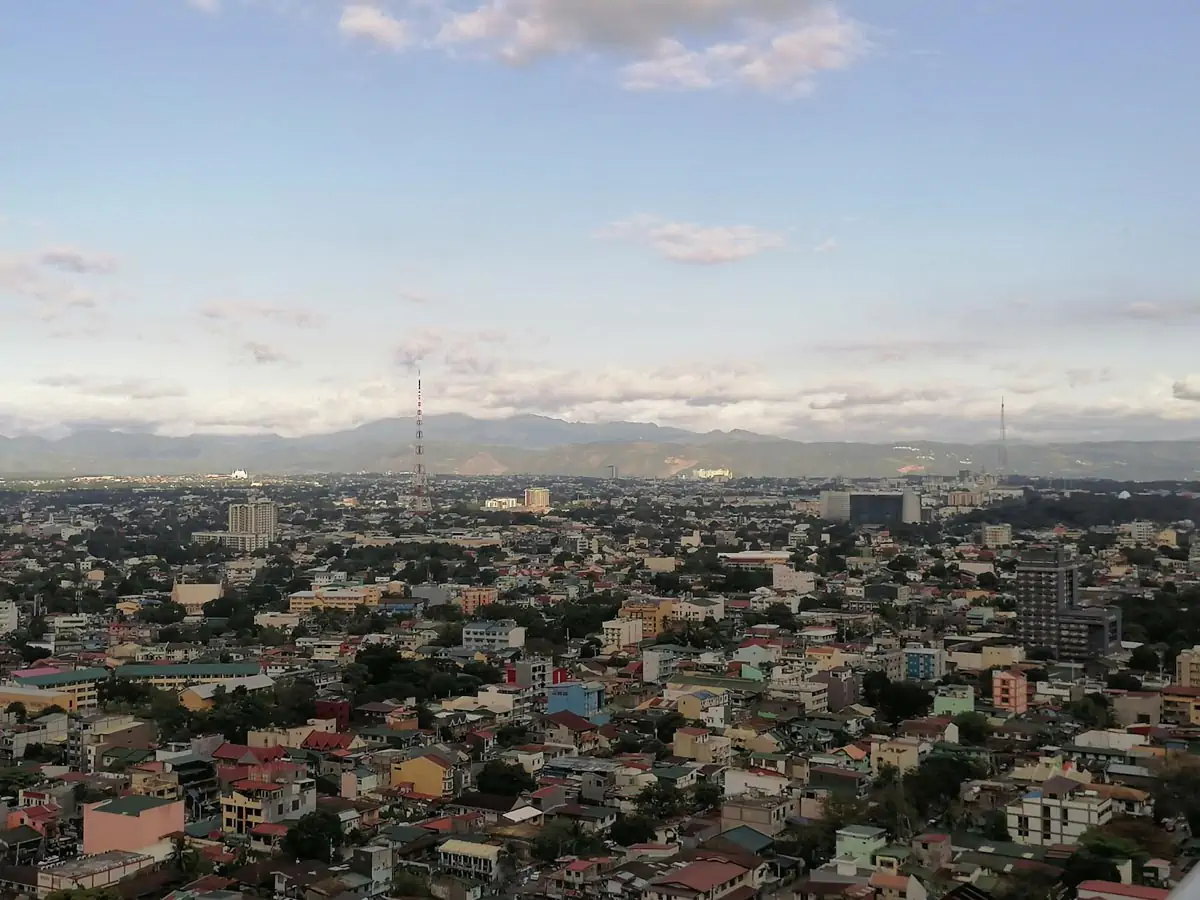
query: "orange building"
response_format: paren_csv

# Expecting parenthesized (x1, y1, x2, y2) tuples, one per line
(83, 796, 184, 856)
(459, 587, 499, 617)
(992, 668, 1029, 714)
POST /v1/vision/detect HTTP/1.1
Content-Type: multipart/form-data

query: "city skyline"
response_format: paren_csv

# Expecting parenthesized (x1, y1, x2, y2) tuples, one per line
(3, 1, 1200, 443)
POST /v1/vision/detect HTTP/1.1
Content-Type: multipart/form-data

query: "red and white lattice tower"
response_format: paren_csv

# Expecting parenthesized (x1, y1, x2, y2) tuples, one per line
(410, 373, 432, 513)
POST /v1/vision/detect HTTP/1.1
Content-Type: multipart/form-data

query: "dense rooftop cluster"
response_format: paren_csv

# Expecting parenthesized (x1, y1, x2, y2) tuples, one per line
(0, 471, 1197, 900)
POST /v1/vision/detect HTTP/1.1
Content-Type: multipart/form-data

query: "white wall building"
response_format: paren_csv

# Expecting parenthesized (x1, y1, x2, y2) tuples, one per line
(1006, 779, 1113, 847)
(772, 566, 815, 594)
(603, 618, 643, 651)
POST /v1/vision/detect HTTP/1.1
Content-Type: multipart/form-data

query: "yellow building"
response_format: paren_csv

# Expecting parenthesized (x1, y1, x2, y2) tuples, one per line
(114, 663, 261, 691)
(171, 582, 223, 616)
(618, 598, 675, 639)
(0, 684, 78, 714)
(11, 667, 108, 711)
(871, 737, 925, 775)
(1176, 646, 1200, 688)
(1163, 688, 1200, 726)
(288, 585, 383, 613)
(523, 487, 550, 511)
(391, 753, 457, 798)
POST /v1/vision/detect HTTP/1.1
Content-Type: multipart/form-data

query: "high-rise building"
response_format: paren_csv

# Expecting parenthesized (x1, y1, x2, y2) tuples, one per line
(1176, 646, 1200, 687)
(819, 491, 852, 521)
(229, 498, 278, 538)
(524, 487, 550, 511)
(1016, 546, 1120, 661)
(1016, 546, 1078, 653)
(820, 491, 921, 526)
(979, 524, 1013, 548)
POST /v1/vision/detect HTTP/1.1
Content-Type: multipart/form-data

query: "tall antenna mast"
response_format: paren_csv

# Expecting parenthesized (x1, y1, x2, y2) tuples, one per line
(998, 397, 1009, 476)
(411, 371, 432, 514)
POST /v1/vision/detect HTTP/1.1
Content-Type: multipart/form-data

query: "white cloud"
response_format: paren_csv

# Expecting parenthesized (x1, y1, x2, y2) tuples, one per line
(621, 8, 864, 95)
(432, 0, 864, 94)
(813, 237, 837, 254)
(37, 375, 187, 400)
(244, 341, 290, 365)
(1121, 300, 1200, 321)
(600, 214, 785, 264)
(339, 4, 412, 51)
(38, 246, 117, 275)
(187, 0, 220, 12)
(1173, 380, 1200, 402)
(200, 301, 321, 328)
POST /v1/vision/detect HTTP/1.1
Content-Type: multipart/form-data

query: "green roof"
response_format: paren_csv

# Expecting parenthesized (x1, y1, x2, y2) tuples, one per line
(716, 825, 774, 853)
(93, 795, 178, 816)
(114, 663, 260, 679)
(15, 667, 109, 688)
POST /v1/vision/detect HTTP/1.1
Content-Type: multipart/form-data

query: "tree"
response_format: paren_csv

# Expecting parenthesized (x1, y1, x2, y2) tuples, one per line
(876, 682, 933, 724)
(1106, 672, 1143, 692)
(1060, 850, 1120, 892)
(655, 712, 686, 744)
(476, 760, 535, 796)
(609, 815, 658, 846)
(636, 782, 686, 819)
(533, 820, 603, 862)
(980, 809, 1010, 841)
(283, 810, 345, 863)
(139, 600, 188, 625)
(169, 834, 202, 878)
(6, 702, 27, 724)
(1128, 645, 1161, 673)
(1066, 694, 1115, 729)
(694, 781, 722, 812)
(953, 711, 990, 746)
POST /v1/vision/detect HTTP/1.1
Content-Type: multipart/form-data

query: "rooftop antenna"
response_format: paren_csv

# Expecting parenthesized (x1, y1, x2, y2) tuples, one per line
(998, 397, 1009, 477)
(410, 370, 432, 514)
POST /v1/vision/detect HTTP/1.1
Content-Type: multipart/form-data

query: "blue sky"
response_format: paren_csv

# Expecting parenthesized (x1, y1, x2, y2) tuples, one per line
(2, 0, 1199, 442)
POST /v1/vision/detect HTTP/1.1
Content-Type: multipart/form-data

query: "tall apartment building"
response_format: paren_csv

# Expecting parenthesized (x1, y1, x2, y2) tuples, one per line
(819, 491, 921, 526)
(523, 488, 551, 511)
(1176, 646, 1200, 687)
(229, 498, 278, 539)
(979, 524, 1013, 548)
(1016, 546, 1121, 661)
(0, 601, 19, 636)
(618, 596, 675, 639)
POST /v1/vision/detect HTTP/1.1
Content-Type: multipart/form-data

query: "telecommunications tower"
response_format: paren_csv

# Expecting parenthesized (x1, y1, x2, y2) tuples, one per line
(410, 373, 432, 513)
(998, 397, 1009, 476)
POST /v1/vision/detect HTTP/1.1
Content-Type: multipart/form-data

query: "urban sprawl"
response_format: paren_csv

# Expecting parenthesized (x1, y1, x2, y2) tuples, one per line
(0, 471, 1196, 900)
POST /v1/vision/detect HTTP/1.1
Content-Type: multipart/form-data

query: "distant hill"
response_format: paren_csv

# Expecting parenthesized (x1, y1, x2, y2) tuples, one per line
(0, 415, 1198, 480)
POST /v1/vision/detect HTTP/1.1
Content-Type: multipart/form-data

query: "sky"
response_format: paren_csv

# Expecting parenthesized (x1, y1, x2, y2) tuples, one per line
(2, 0, 1200, 444)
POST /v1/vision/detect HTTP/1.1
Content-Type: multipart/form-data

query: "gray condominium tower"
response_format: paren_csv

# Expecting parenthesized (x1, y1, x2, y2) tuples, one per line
(1016, 545, 1120, 661)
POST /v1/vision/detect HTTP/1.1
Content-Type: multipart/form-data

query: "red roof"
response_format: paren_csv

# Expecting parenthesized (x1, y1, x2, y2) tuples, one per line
(250, 822, 290, 836)
(1076, 882, 1168, 900)
(653, 860, 747, 892)
(212, 743, 285, 764)
(544, 711, 596, 732)
(302, 731, 354, 751)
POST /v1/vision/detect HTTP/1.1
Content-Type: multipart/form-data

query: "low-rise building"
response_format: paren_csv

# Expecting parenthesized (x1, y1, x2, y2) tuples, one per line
(462, 620, 526, 652)
(438, 838, 503, 881)
(82, 796, 184, 857)
(1006, 776, 1113, 847)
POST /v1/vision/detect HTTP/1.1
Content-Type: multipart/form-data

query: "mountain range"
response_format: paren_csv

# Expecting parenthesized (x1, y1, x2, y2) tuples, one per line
(0, 414, 1198, 480)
